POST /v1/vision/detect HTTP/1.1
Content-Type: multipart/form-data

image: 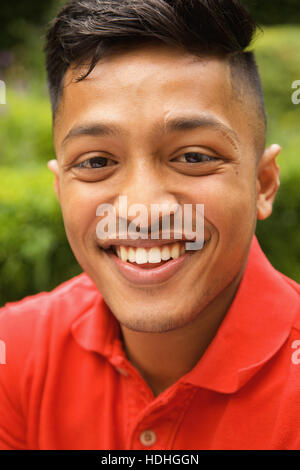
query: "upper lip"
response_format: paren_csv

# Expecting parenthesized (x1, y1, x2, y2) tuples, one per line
(97, 234, 210, 250)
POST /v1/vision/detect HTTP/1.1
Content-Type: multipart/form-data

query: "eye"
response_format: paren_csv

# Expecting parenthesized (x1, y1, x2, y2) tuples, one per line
(173, 152, 219, 163)
(76, 156, 117, 169)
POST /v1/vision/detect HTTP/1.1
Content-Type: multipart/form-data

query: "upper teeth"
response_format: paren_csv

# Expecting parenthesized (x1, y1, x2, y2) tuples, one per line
(115, 242, 185, 264)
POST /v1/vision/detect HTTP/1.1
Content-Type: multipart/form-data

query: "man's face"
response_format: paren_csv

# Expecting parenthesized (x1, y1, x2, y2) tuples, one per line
(52, 44, 266, 332)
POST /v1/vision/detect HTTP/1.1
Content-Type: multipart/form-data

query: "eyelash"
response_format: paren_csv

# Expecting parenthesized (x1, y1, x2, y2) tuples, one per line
(75, 152, 219, 169)
(172, 152, 219, 164)
(76, 156, 116, 169)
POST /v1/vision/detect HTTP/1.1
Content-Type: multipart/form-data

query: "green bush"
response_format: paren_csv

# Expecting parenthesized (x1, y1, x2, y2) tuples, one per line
(254, 26, 300, 282)
(0, 89, 54, 167)
(0, 168, 81, 306)
(255, 26, 300, 179)
(256, 176, 300, 282)
(243, 0, 300, 25)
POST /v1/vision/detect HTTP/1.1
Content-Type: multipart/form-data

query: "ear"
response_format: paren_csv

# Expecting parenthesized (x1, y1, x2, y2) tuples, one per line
(47, 159, 61, 201)
(256, 144, 281, 220)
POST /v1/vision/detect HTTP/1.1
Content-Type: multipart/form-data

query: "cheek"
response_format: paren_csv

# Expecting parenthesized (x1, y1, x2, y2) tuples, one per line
(188, 172, 256, 239)
(59, 180, 101, 245)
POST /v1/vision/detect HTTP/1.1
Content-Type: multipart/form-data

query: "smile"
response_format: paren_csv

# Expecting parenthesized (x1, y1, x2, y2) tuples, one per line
(99, 240, 208, 286)
(115, 241, 185, 264)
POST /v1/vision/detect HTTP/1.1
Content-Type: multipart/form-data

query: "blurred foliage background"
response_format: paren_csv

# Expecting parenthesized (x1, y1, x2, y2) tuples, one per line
(0, 0, 300, 306)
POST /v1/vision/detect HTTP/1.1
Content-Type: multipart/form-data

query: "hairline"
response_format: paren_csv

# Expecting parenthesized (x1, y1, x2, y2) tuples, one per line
(52, 43, 266, 159)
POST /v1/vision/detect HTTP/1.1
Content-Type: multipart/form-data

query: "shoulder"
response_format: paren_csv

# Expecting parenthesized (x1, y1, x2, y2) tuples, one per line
(278, 271, 300, 296)
(0, 274, 101, 450)
(0, 273, 100, 361)
(0, 272, 98, 317)
(272, 268, 300, 315)
(248, 237, 300, 307)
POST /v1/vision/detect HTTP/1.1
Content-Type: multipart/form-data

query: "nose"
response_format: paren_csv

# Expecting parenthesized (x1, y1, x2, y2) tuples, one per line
(113, 159, 180, 232)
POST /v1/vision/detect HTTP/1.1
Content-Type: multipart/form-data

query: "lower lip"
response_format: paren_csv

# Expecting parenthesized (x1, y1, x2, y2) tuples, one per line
(102, 247, 202, 286)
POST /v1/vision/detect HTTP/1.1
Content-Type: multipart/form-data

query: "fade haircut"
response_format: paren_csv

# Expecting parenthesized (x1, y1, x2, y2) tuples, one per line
(45, 0, 266, 152)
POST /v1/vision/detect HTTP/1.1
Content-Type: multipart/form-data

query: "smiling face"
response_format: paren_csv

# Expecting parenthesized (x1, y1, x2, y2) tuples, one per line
(51, 43, 279, 333)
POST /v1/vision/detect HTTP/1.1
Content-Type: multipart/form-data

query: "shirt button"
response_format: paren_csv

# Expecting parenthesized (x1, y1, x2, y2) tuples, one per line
(115, 367, 128, 376)
(139, 429, 157, 446)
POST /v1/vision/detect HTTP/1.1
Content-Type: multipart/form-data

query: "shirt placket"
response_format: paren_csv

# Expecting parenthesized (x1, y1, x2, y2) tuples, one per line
(127, 383, 198, 450)
(107, 337, 198, 450)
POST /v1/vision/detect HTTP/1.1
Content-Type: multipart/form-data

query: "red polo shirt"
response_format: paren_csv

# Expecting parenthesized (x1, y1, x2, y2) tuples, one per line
(0, 236, 300, 450)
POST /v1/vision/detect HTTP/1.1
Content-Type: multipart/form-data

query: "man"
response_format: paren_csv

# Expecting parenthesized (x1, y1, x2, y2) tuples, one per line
(0, 0, 299, 450)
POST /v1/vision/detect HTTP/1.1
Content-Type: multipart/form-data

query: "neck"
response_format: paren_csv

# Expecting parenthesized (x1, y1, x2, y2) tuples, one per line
(120, 273, 243, 397)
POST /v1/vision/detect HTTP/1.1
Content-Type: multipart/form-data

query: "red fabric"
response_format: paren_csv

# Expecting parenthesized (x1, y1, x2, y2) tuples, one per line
(0, 236, 300, 450)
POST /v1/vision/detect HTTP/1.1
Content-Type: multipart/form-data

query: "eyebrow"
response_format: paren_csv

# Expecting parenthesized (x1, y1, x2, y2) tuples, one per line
(62, 123, 123, 147)
(61, 114, 240, 151)
(160, 115, 240, 150)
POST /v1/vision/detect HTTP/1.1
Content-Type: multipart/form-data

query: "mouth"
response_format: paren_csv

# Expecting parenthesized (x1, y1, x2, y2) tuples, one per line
(98, 240, 208, 286)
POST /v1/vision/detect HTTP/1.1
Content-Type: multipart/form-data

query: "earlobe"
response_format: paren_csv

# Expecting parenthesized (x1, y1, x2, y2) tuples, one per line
(47, 159, 61, 201)
(256, 144, 281, 221)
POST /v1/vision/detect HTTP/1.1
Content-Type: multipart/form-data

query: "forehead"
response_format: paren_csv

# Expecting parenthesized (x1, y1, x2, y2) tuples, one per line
(54, 44, 250, 150)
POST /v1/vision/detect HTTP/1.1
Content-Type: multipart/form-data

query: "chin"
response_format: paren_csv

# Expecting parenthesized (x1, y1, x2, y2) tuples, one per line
(107, 294, 205, 333)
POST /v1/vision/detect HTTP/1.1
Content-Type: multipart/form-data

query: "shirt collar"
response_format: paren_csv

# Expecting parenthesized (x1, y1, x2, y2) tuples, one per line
(71, 236, 299, 393)
(71, 292, 123, 360)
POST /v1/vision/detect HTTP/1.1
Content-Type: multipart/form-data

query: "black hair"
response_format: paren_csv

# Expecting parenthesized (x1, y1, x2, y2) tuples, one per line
(45, 0, 266, 137)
